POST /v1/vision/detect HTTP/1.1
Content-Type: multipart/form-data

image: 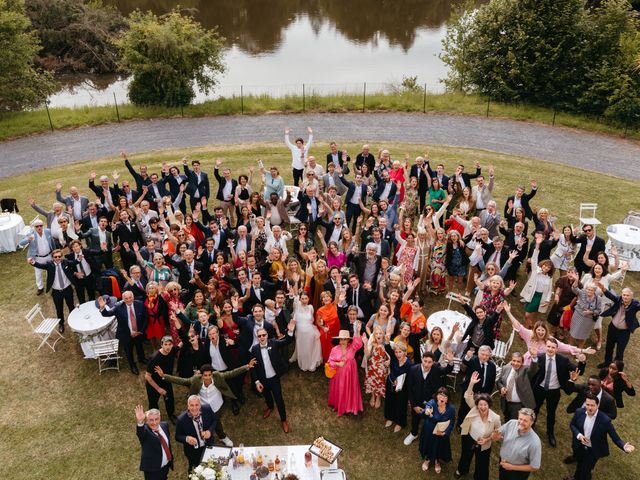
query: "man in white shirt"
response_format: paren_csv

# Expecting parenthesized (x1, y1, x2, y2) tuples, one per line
(134, 405, 173, 480)
(471, 169, 495, 211)
(265, 225, 291, 259)
(284, 126, 313, 187)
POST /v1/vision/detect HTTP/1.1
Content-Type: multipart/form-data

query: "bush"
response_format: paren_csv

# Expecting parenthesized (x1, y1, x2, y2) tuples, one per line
(116, 9, 225, 107)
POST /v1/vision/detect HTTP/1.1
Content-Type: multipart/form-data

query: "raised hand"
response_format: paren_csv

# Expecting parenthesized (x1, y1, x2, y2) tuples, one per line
(469, 371, 481, 385)
(248, 358, 257, 369)
(134, 405, 146, 424)
(154, 366, 165, 377)
(307, 127, 313, 134)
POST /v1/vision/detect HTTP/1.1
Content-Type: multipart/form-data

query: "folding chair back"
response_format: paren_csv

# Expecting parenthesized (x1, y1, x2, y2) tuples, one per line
(25, 304, 63, 351)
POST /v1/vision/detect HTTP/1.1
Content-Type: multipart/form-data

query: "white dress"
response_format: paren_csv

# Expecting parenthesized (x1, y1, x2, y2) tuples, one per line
(289, 298, 323, 372)
(551, 236, 575, 270)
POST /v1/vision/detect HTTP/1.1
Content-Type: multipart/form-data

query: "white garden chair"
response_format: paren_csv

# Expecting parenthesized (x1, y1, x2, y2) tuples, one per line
(445, 292, 471, 310)
(92, 339, 121, 374)
(578, 203, 601, 231)
(25, 304, 63, 351)
(492, 328, 516, 367)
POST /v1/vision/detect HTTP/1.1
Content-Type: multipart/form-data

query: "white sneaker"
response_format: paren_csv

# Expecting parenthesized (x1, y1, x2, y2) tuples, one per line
(403, 433, 417, 446)
(221, 437, 233, 447)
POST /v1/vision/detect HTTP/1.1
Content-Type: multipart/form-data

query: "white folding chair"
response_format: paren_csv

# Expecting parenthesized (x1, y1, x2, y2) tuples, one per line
(492, 328, 515, 367)
(92, 339, 121, 374)
(445, 292, 470, 310)
(578, 203, 601, 231)
(446, 357, 464, 392)
(25, 304, 63, 351)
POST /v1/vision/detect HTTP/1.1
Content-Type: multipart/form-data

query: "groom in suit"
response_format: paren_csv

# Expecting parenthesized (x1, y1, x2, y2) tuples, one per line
(135, 405, 173, 480)
(175, 395, 217, 473)
(250, 320, 296, 433)
(496, 350, 539, 421)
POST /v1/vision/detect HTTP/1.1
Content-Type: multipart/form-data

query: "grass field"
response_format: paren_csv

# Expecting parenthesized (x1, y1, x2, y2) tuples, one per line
(0, 142, 639, 480)
(0, 91, 638, 142)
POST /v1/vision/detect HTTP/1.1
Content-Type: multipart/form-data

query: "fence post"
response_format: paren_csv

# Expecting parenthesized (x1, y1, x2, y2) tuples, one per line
(113, 92, 121, 123)
(240, 85, 244, 115)
(486, 97, 490, 118)
(423, 83, 427, 113)
(362, 82, 366, 113)
(303, 84, 305, 113)
(552, 107, 557, 126)
(180, 105, 184, 117)
(44, 100, 54, 132)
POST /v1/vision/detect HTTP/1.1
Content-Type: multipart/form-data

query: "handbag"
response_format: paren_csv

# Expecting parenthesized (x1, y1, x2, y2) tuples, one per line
(560, 305, 573, 329)
(324, 362, 336, 379)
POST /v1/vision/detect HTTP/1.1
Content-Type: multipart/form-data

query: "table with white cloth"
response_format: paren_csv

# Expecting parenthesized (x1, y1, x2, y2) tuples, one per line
(199, 445, 340, 480)
(606, 223, 640, 271)
(68, 301, 116, 359)
(427, 310, 472, 350)
(0, 213, 25, 252)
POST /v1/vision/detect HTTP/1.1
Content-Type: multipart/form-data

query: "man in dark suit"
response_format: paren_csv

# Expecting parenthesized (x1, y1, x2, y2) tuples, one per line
(566, 394, 635, 480)
(504, 181, 538, 220)
(326, 142, 350, 170)
(295, 186, 322, 235)
(183, 158, 210, 211)
(339, 172, 367, 233)
(213, 160, 238, 222)
(531, 338, 586, 447)
(451, 162, 482, 190)
(597, 286, 640, 367)
(98, 291, 148, 374)
(124, 153, 152, 193)
(112, 210, 144, 270)
(500, 221, 529, 282)
(360, 225, 392, 259)
(456, 345, 497, 429)
(55, 183, 89, 220)
(115, 179, 141, 206)
(88, 172, 120, 207)
(496, 350, 539, 421)
(567, 375, 617, 420)
(483, 236, 511, 272)
(145, 173, 171, 207)
(409, 156, 430, 211)
(426, 160, 450, 191)
(135, 404, 173, 480)
(324, 267, 344, 298)
(78, 202, 108, 232)
(232, 302, 276, 364)
(175, 396, 217, 472)
(459, 301, 500, 351)
(28, 249, 77, 333)
(572, 225, 606, 277)
(345, 274, 375, 322)
(122, 264, 148, 300)
(355, 144, 375, 174)
(372, 168, 398, 202)
(79, 216, 113, 269)
(348, 246, 382, 291)
(250, 321, 296, 433)
(404, 351, 454, 445)
(66, 239, 98, 304)
(164, 249, 203, 298)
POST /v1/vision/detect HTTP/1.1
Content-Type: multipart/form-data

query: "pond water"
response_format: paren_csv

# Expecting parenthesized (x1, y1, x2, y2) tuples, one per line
(48, 0, 465, 108)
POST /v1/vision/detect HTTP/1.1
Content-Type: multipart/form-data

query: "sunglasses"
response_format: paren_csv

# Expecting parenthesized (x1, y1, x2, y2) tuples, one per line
(53, 256, 62, 259)
(257, 333, 268, 338)
(583, 229, 592, 233)
(188, 335, 197, 339)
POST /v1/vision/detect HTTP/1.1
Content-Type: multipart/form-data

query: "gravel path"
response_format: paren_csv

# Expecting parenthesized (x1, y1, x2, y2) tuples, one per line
(1, 112, 638, 179)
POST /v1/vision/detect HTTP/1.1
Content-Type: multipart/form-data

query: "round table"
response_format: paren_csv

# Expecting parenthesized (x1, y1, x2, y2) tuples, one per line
(68, 301, 116, 359)
(0, 213, 25, 253)
(606, 223, 640, 272)
(426, 309, 471, 346)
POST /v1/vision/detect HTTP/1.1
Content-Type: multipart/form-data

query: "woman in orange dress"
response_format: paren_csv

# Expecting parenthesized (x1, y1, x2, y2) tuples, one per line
(316, 290, 341, 362)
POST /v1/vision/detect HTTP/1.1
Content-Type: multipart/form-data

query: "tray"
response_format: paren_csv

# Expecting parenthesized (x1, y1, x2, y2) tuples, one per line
(309, 436, 342, 464)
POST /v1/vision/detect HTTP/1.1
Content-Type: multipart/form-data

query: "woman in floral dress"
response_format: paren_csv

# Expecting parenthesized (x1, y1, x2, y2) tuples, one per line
(430, 228, 447, 294)
(395, 227, 418, 285)
(475, 274, 515, 339)
(250, 216, 268, 264)
(403, 176, 420, 222)
(364, 325, 390, 409)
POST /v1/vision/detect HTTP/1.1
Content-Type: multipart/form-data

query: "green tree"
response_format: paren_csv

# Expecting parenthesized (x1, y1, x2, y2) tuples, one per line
(0, 0, 55, 111)
(116, 9, 225, 107)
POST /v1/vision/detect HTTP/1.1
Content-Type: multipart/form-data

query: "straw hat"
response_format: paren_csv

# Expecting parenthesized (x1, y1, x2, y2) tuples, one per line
(332, 330, 352, 344)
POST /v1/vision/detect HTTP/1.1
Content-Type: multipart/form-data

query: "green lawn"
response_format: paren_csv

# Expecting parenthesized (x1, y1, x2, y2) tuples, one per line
(0, 142, 639, 479)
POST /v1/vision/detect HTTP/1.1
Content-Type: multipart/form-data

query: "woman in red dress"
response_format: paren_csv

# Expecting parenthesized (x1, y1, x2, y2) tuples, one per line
(315, 291, 341, 362)
(389, 159, 407, 202)
(144, 281, 168, 351)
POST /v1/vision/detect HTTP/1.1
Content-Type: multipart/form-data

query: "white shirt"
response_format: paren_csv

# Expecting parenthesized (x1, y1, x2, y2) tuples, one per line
(35, 233, 50, 256)
(285, 134, 313, 170)
(582, 411, 597, 443)
(380, 182, 392, 201)
(222, 178, 233, 201)
(50, 215, 62, 238)
(513, 197, 522, 210)
(73, 198, 83, 220)
(76, 253, 92, 276)
(350, 184, 363, 205)
(199, 380, 224, 412)
(125, 303, 137, 334)
(475, 187, 486, 209)
(98, 228, 107, 245)
(208, 341, 228, 372)
(151, 426, 170, 467)
(52, 262, 71, 290)
(506, 368, 521, 403)
(259, 344, 277, 379)
(193, 172, 202, 198)
(540, 355, 561, 390)
(329, 224, 342, 244)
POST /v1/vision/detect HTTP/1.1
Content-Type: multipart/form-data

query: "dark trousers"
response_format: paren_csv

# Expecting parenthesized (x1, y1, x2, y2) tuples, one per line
(95, 252, 113, 270)
(503, 401, 524, 422)
(574, 445, 599, 480)
(52, 286, 75, 326)
(533, 386, 561, 435)
(292, 168, 304, 187)
(410, 407, 422, 436)
(345, 203, 362, 233)
(604, 323, 631, 364)
(74, 273, 95, 304)
(121, 335, 146, 370)
(499, 467, 530, 480)
(263, 376, 286, 421)
(146, 381, 175, 416)
(418, 188, 427, 212)
(185, 446, 204, 473)
(457, 434, 491, 480)
(143, 465, 170, 480)
(213, 408, 227, 439)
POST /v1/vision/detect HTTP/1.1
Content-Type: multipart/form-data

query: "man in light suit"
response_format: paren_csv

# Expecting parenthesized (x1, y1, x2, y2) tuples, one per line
(135, 405, 173, 480)
(250, 322, 296, 433)
(55, 182, 88, 220)
(471, 170, 495, 213)
(566, 394, 635, 480)
(496, 350, 539, 421)
(78, 216, 113, 269)
(175, 395, 217, 472)
(19, 219, 55, 295)
(322, 162, 347, 195)
(98, 291, 148, 374)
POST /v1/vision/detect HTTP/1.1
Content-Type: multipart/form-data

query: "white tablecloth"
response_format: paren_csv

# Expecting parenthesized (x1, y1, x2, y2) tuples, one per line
(201, 445, 339, 480)
(68, 301, 116, 358)
(426, 310, 471, 345)
(607, 224, 640, 271)
(0, 213, 25, 253)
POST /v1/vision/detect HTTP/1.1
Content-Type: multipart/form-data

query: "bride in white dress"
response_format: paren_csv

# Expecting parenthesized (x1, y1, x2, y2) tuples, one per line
(289, 288, 323, 372)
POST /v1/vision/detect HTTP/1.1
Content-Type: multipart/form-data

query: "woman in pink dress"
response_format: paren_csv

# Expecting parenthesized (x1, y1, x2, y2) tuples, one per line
(328, 329, 365, 416)
(389, 160, 406, 202)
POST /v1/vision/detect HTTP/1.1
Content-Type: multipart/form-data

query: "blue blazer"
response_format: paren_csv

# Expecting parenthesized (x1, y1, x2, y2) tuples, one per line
(136, 422, 173, 473)
(602, 290, 640, 333)
(570, 408, 626, 459)
(100, 300, 148, 341)
(175, 404, 217, 455)
(339, 176, 367, 205)
(232, 312, 275, 355)
(20, 228, 55, 257)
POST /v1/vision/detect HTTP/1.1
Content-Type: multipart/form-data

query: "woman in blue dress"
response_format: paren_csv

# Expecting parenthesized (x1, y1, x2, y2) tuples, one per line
(419, 387, 456, 474)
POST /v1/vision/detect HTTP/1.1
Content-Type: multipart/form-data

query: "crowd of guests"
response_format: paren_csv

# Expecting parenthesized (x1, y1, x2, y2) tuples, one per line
(21, 128, 640, 480)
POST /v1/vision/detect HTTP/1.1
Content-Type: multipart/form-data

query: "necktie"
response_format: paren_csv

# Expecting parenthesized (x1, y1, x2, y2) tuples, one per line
(77, 255, 86, 275)
(55, 263, 67, 289)
(544, 357, 553, 390)
(200, 327, 207, 340)
(480, 363, 486, 389)
(506, 369, 516, 401)
(153, 430, 172, 461)
(209, 252, 214, 263)
(189, 263, 194, 278)
(353, 289, 358, 306)
(128, 304, 138, 333)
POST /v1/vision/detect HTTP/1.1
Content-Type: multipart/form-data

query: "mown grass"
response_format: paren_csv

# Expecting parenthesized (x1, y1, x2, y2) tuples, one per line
(1, 91, 637, 142)
(0, 142, 639, 479)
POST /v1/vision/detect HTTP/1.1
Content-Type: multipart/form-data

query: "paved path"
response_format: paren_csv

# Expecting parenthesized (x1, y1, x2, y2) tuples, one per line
(1, 112, 638, 179)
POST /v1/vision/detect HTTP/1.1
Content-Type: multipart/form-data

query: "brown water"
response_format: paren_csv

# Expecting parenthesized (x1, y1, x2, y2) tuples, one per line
(49, 0, 464, 107)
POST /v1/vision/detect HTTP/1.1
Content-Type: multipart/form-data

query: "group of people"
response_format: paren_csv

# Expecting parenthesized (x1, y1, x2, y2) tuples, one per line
(21, 128, 640, 480)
